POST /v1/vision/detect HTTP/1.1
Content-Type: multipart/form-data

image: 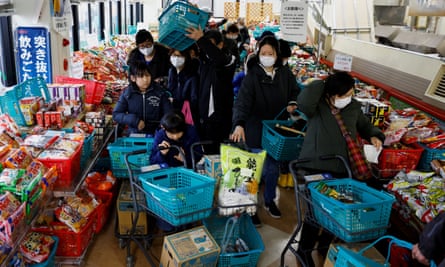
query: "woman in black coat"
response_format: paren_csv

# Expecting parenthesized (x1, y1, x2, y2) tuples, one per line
(230, 36, 300, 222)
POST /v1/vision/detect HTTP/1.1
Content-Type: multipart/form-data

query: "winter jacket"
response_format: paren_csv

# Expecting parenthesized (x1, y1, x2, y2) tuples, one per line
(418, 212, 445, 265)
(167, 67, 199, 123)
(196, 36, 236, 147)
(112, 83, 172, 135)
(127, 43, 171, 81)
(297, 79, 385, 175)
(149, 125, 202, 168)
(232, 63, 300, 149)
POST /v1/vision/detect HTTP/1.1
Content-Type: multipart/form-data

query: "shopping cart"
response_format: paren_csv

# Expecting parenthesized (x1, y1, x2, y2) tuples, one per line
(334, 235, 437, 267)
(121, 145, 216, 267)
(280, 155, 395, 267)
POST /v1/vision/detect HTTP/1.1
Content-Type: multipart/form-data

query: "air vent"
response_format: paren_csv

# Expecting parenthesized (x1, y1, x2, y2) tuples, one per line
(425, 64, 445, 103)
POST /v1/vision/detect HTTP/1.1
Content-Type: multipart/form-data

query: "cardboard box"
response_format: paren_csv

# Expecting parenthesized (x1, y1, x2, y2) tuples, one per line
(204, 155, 222, 180)
(117, 181, 149, 235)
(323, 243, 385, 267)
(159, 226, 220, 267)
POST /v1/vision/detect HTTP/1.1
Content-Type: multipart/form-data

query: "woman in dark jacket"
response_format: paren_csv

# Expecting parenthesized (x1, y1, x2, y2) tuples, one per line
(113, 62, 172, 135)
(295, 72, 385, 267)
(230, 36, 300, 222)
(167, 48, 199, 125)
(297, 72, 385, 175)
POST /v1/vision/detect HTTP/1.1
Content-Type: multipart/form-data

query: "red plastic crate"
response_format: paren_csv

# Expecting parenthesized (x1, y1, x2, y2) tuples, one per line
(377, 145, 424, 178)
(54, 76, 105, 105)
(32, 209, 96, 257)
(92, 190, 113, 233)
(37, 140, 82, 188)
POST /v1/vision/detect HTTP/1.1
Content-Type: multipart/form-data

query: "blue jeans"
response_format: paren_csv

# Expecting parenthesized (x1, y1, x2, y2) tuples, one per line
(261, 155, 279, 204)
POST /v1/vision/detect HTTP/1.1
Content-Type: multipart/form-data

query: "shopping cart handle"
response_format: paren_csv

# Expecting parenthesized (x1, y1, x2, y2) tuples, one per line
(125, 149, 149, 156)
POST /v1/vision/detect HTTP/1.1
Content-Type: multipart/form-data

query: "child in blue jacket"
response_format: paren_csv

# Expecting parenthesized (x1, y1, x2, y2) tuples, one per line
(150, 110, 202, 169)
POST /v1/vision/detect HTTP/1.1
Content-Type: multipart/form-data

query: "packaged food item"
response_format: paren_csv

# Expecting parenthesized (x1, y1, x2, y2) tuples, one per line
(54, 204, 87, 233)
(0, 168, 25, 187)
(19, 232, 55, 264)
(3, 147, 33, 169)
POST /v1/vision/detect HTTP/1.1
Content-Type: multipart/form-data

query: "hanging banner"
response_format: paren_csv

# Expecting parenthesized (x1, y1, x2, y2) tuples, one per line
(280, 1, 308, 43)
(15, 27, 52, 83)
(50, 0, 72, 35)
(333, 54, 353, 72)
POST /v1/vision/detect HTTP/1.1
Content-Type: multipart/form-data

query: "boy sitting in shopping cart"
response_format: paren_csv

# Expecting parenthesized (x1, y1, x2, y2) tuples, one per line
(150, 110, 202, 170)
(149, 110, 203, 232)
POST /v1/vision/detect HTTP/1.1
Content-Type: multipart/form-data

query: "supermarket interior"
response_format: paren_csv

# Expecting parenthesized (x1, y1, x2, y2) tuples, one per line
(1, 0, 445, 266)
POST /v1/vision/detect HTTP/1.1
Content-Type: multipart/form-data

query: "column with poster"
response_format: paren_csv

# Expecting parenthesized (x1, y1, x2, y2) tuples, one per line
(15, 27, 52, 83)
(280, 1, 308, 43)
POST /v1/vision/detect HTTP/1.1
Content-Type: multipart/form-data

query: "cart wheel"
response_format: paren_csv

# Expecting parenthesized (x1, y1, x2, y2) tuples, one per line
(126, 255, 134, 267)
(119, 238, 126, 249)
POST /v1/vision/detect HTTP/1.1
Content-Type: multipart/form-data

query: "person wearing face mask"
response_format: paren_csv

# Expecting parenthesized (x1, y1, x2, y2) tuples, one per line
(113, 62, 172, 136)
(230, 36, 300, 226)
(185, 27, 237, 154)
(294, 71, 385, 267)
(223, 24, 241, 67)
(167, 48, 199, 125)
(127, 29, 171, 86)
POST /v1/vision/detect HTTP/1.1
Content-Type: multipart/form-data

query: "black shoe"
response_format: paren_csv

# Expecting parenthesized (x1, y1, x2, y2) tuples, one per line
(250, 213, 262, 228)
(264, 201, 281, 219)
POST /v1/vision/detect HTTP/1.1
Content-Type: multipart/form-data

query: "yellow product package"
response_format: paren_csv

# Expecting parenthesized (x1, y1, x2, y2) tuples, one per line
(219, 144, 266, 216)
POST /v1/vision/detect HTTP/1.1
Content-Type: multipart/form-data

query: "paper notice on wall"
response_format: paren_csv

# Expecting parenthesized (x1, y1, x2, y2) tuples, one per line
(333, 54, 353, 72)
(280, 1, 308, 43)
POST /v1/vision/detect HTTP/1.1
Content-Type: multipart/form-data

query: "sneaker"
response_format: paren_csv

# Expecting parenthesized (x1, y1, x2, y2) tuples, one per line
(250, 213, 262, 228)
(264, 201, 281, 219)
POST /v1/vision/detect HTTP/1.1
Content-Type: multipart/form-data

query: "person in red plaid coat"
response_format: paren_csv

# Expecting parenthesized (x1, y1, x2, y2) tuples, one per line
(295, 71, 385, 267)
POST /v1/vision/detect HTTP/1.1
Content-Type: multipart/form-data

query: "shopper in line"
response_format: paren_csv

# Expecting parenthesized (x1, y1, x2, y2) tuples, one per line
(412, 212, 445, 266)
(185, 27, 237, 154)
(112, 62, 172, 136)
(167, 48, 199, 125)
(230, 36, 300, 225)
(223, 23, 241, 67)
(295, 71, 385, 266)
(150, 110, 202, 169)
(127, 29, 171, 86)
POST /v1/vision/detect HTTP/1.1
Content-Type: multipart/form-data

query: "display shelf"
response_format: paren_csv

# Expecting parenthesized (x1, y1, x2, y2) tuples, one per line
(0, 190, 53, 267)
(52, 125, 115, 197)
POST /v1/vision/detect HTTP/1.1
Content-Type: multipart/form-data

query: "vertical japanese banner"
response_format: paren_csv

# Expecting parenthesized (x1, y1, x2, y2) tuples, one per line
(280, 1, 308, 43)
(15, 27, 52, 83)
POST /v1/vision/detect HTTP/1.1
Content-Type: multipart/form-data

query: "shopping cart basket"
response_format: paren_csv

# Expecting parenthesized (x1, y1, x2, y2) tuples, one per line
(120, 145, 215, 267)
(334, 235, 437, 267)
(280, 155, 395, 267)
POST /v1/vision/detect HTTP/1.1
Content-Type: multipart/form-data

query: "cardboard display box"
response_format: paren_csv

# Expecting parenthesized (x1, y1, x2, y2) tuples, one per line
(160, 226, 220, 267)
(204, 155, 222, 181)
(324, 242, 386, 267)
(116, 180, 149, 235)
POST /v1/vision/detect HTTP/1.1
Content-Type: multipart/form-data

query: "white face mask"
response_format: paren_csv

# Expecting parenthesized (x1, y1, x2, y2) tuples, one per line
(226, 34, 238, 40)
(334, 96, 352, 109)
(139, 46, 153, 56)
(170, 56, 185, 68)
(259, 56, 276, 68)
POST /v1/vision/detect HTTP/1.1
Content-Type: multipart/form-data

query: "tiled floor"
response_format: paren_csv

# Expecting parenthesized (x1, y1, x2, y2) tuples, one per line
(58, 185, 313, 267)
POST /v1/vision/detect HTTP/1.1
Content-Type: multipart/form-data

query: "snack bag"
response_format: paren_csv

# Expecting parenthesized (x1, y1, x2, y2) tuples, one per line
(218, 144, 266, 216)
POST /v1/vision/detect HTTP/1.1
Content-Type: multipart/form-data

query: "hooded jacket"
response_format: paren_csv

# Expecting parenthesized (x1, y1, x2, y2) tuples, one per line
(112, 83, 172, 135)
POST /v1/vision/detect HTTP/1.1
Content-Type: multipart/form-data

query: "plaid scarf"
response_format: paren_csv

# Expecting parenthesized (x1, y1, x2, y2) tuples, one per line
(332, 108, 372, 180)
